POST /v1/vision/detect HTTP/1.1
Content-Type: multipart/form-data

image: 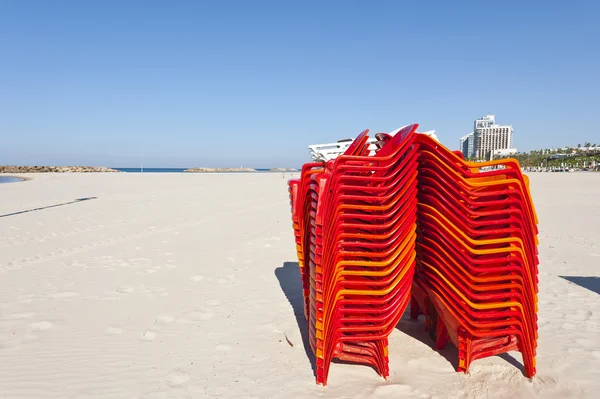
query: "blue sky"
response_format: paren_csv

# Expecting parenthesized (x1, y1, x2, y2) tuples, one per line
(1, 1, 598, 168)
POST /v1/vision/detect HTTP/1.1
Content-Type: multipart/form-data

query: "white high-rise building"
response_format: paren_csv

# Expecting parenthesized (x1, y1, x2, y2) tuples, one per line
(473, 114, 515, 159)
(459, 132, 475, 158)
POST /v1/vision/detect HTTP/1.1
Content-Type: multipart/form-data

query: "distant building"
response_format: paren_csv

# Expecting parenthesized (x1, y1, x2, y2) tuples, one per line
(473, 114, 516, 160)
(459, 132, 475, 158)
(490, 148, 517, 159)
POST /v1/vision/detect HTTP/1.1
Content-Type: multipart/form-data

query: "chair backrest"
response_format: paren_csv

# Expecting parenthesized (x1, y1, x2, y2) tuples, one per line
(374, 124, 418, 158)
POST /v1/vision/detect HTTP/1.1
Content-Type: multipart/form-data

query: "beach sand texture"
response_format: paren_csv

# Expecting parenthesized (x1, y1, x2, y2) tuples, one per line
(1, 172, 599, 398)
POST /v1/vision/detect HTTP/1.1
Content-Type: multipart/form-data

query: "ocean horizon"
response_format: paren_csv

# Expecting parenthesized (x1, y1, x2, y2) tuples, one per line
(112, 167, 293, 173)
(114, 167, 188, 173)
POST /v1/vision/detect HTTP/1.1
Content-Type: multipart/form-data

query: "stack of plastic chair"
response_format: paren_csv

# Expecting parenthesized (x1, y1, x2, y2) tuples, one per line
(289, 125, 421, 385)
(409, 134, 539, 378)
(286, 134, 370, 323)
(287, 124, 539, 384)
(288, 162, 326, 319)
(306, 129, 375, 383)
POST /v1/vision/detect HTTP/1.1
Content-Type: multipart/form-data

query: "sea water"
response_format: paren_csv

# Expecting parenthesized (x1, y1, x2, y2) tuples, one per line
(113, 168, 276, 173)
(113, 168, 188, 173)
(0, 176, 23, 184)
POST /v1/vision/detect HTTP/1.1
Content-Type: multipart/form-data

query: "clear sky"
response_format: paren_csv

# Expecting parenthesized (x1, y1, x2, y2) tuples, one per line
(1, 1, 598, 168)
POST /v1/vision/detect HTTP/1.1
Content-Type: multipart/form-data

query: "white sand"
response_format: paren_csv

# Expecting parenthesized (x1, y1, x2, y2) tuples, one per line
(0, 172, 598, 399)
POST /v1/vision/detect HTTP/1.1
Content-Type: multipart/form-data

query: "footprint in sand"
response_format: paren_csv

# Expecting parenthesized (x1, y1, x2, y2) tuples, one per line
(30, 321, 52, 331)
(190, 275, 204, 282)
(183, 307, 213, 322)
(567, 309, 592, 321)
(215, 344, 231, 352)
(533, 375, 559, 391)
(187, 311, 213, 321)
(130, 258, 152, 267)
(93, 293, 122, 302)
(156, 315, 175, 324)
(142, 331, 156, 341)
(206, 299, 220, 307)
(216, 274, 236, 284)
(165, 262, 176, 270)
(105, 327, 123, 335)
(166, 370, 190, 387)
(116, 286, 135, 294)
(48, 292, 80, 299)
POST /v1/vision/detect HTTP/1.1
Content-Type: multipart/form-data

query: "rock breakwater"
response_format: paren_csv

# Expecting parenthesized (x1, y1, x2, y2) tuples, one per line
(184, 168, 257, 173)
(0, 165, 120, 173)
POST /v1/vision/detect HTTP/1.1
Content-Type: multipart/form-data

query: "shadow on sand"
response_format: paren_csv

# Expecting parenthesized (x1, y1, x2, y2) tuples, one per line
(396, 312, 525, 374)
(559, 276, 600, 295)
(396, 311, 460, 370)
(275, 261, 526, 377)
(0, 197, 97, 218)
(274, 261, 316, 376)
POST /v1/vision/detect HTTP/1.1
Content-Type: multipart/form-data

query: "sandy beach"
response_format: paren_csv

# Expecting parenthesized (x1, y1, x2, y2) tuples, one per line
(0, 172, 598, 399)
